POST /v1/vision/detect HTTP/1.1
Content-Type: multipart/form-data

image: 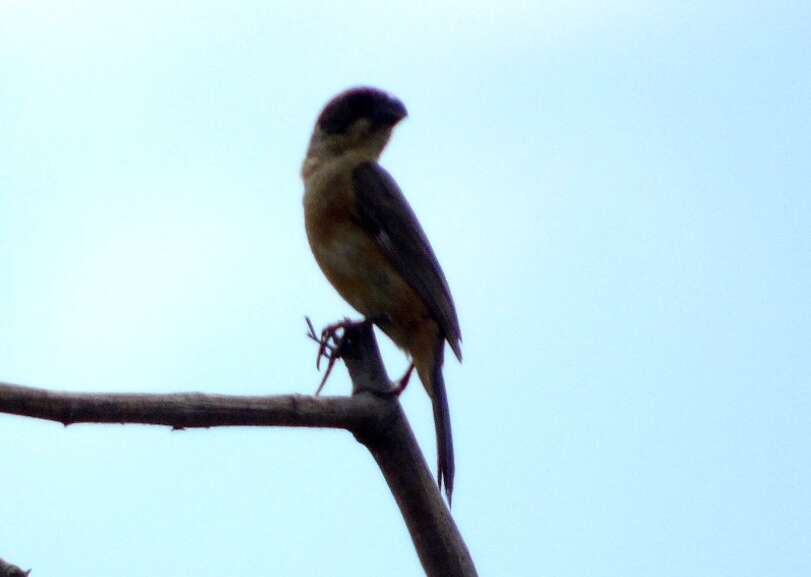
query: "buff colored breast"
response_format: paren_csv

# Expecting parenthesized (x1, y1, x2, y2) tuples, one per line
(303, 155, 435, 360)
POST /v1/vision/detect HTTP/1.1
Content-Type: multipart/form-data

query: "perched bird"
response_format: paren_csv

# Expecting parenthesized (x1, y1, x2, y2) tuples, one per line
(301, 87, 462, 502)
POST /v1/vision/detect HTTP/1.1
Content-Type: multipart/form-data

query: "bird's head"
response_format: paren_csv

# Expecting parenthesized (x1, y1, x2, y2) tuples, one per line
(307, 87, 407, 161)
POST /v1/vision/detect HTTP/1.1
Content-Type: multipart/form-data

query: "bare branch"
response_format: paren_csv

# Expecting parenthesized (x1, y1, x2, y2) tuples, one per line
(0, 320, 477, 577)
(0, 382, 379, 431)
(335, 322, 478, 577)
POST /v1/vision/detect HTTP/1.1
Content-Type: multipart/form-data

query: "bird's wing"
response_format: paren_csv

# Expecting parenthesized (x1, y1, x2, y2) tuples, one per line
(352, 161, 462, 360)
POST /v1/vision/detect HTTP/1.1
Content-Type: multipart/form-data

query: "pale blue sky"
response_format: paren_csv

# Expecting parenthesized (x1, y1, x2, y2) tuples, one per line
(1, 1, 809, 576)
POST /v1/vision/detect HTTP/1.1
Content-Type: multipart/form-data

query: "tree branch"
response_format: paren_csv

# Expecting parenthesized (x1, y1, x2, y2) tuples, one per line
(336, 321, 478, 577)
(0, 382, 380, 431)
(0, 321, 477, 577)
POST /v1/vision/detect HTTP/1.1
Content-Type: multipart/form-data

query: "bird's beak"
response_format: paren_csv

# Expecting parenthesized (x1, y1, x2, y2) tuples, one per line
(373, 96, 408, 128)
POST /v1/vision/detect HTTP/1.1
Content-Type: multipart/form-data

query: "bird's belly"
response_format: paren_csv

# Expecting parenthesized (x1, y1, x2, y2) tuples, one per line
(303, 172, 432, 353)
(312, 222, 408, 317)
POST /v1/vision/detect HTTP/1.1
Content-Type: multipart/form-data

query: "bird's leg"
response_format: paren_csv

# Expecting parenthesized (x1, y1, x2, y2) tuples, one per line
(314, 354, 340, 396)
(306, 318, 333, 372)
(388, 363, 415, 396)
(305, 316, 339, 369)
(304, 316, 358, 395)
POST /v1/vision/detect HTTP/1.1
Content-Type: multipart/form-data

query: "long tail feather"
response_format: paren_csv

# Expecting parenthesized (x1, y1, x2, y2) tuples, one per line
(431, 343, 455, 505)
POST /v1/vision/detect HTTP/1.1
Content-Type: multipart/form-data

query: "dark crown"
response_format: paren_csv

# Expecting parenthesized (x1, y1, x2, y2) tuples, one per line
(317, 87, 407, 135)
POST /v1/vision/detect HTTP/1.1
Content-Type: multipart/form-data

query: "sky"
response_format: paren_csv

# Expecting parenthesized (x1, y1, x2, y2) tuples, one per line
(1, 1, 809, 575)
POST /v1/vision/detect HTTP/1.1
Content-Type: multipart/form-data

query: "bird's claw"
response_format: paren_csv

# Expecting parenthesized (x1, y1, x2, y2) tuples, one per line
(387, 363, 415, 396)
(305, 316, 354, 395)
(305, 317, 338, 366)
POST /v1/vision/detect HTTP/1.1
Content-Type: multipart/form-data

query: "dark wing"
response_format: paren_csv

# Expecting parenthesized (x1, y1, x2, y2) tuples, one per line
(352, 161, 462, 360)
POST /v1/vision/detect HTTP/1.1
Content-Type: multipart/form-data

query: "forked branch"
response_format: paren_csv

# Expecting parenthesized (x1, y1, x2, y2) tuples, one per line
(0, 320, 477, 577)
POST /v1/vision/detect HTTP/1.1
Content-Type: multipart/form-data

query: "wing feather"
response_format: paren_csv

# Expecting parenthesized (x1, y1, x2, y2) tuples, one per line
(352, 162, 462, 359)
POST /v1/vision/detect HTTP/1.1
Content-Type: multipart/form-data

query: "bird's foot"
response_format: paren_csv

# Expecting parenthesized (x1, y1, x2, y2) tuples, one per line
(386, 363, 415, 397)
(377, 363, 414, 398)
(305, 316, 356, 395)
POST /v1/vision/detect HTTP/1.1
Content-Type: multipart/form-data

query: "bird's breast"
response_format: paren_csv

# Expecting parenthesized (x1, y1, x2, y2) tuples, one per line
(302, 159, 430, 338)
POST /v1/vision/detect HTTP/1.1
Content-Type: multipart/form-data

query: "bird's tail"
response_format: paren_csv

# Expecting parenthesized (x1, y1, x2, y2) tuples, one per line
(430, 341, 455, 505)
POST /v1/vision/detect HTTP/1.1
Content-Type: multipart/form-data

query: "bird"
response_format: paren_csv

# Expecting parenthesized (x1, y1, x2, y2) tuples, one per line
(301, 87, 462, 503)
